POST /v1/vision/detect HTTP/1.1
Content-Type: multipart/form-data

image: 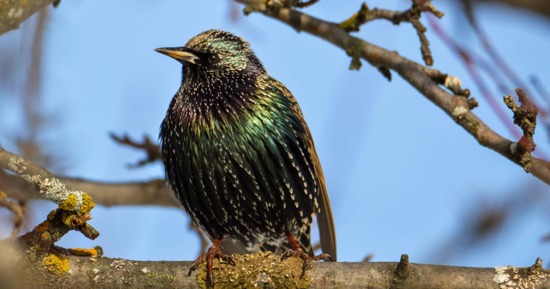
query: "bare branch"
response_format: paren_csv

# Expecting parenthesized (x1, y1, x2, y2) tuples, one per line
(1, 247, 548, 289)
(338, 1, 443, 66)
(426, 14, 525, 140)
(0, 147, 99, 247)
(0, 171, 178, 208)
(0, 147, 92, 211)
(110, 133, 162, 168)
(0, 192, 25, 237)
(462, 1, 549, 121)
(236, 0, 550, 185)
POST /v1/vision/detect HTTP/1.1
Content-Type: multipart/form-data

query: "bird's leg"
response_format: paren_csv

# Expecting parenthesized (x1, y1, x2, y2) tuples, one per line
(281, 231, 333, 278)
(188, 235, 236, 286)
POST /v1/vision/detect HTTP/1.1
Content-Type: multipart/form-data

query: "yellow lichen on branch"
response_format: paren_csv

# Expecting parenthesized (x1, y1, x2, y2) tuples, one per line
(43, 253, 69, 275)
(68, 246, 103, 257)
(80, 193, 95, 215)
(59, 194, 78, 211)
(196, 252, 312, 289)
(59, 192, 95, 214)
(339, 3, 370, 33)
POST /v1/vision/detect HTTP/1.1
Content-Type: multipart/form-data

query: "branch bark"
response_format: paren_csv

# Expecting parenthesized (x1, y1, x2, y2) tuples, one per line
(1, 245, 548, 289)
(4, 146, 546, 289)
(2, 2, 550, 288)
(0, 0, 56, 36)
(0, 147, 99, 241)
(236, 0, 550, 185)
(0, 147, 94, 210)
(0, 171, 178, 208)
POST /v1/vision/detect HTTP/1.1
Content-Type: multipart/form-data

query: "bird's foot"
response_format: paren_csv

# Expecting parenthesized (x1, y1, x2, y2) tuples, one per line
(188, 237, 236, 287)
(281, 249, 333, 278)
(281, 230, 333, 278)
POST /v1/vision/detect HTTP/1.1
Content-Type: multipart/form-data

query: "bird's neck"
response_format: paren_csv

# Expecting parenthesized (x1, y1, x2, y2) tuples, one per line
(175, 69, 265, 124)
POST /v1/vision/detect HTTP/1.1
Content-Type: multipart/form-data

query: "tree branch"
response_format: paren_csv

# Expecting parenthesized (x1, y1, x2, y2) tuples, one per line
(339, 1, 443, 66)
(237, 0, 550, 185)
(0, 146, 99, 244)
(1, 246, 548, 289)
(0, 192, 25, 237)
(504, 88, 538, 172)
(0, 0, 56, 36)
(0, 147, 95, 210)
(109, 133, 162, 168)
(0, 171, 178, 208)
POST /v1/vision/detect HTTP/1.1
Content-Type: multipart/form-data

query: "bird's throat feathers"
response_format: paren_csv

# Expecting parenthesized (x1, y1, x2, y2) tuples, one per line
(173, 67, 270, 126)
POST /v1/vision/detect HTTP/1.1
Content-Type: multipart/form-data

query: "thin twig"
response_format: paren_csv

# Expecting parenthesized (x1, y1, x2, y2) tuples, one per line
(462, 0, 549, 121)
(426, 14, 522, 139)
(0, 192, 25, 237)
(110, 133, 162, 167)
(504, 89, 538, 172)
(338, 1, 443, 66)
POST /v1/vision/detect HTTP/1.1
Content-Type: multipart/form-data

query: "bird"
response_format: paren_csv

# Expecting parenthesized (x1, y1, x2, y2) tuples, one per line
(156, 29, 336, 284)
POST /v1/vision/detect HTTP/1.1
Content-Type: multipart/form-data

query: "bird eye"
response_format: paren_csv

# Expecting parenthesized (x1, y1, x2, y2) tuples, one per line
(209, 54, 220, 64)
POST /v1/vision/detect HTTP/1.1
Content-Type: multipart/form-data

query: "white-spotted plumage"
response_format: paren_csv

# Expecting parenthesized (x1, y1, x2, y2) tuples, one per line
(159, 29, 336, 260)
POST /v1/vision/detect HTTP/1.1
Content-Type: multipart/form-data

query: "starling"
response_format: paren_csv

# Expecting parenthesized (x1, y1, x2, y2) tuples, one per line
(156, 29, 336, 282)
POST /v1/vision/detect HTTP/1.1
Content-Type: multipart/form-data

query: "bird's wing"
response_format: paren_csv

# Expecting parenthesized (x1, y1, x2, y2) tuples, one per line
(267, 77, 337, 260)
(203, 75, 337, 259)
(310, 147, 337, 261)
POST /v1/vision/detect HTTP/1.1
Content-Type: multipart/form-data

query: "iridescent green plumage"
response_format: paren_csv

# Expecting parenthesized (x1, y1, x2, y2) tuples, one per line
(158, 30, 336, 263)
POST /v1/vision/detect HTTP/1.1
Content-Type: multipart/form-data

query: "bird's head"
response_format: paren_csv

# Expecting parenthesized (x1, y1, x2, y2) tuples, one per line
(155, 29, 265, 75)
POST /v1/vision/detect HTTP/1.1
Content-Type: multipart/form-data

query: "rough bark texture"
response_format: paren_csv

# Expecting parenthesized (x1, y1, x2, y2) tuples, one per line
(0, 149, 94, 211)
(1, 245, 549, 289)
(0, 171, 178, 207)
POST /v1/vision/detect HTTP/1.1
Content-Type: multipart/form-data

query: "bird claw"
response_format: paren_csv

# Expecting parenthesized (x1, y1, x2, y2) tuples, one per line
(187, 255, 205, 277)
(220, 254, 236, 266)
(281, 249, 333, 278)
(187, 244, 236, 286)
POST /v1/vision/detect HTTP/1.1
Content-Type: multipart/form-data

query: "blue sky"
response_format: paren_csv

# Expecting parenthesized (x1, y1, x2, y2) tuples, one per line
(1, 0, 549, 268)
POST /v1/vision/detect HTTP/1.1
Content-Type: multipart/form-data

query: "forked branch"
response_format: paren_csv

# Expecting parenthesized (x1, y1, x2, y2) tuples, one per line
(236, 0, 550, 185)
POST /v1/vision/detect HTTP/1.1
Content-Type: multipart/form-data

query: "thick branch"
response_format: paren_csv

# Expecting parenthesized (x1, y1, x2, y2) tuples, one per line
(236, 0, 550, 185)
(0, 0, 56, 36)
(2, 248, 548, 289)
